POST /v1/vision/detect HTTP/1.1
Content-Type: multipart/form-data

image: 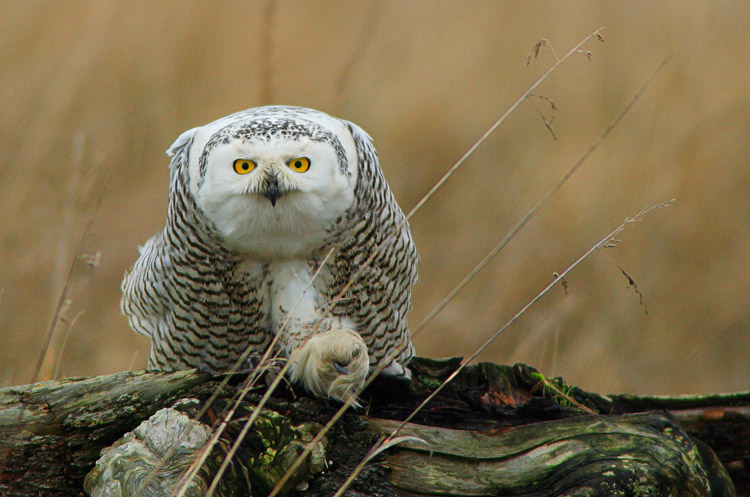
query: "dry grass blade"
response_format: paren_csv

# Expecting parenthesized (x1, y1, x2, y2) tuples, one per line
(364, 435, 429, 462)
(320, 53, 673, 497)
(135, 255, 323, 497)
(1, 157, 111, 471)
(409, 52, 673, 344)
(402, 28, 602, 225)
(205, 373, 359, 497)
(598, 249, 649, 314)
(156, 250, 333, 497)
(526, 38, 559, 65)
(321, 27, 605, 322)
(346, 199, 676, 488)
(259, 0, 276, 105)
(177, 250, 337, 497)
(530, 373, 598, 414)
(131, 250, 336, 496)
(330, 435, 428, 497)
(527, 94, 558, 139)
(198, 357, 302, 497)
(423, 203, 675, 418)
(34, 132, 104, 385)
(171, 371, 267, 497)
(273, 176, 672, 497)
(132, 338, 264, 497)
(53, 309, 84, 379)
(267, 394, 359, 497)
(267, 27, 607, 497)
(31, 219, 94, 386)
(329, 2, 386, 113)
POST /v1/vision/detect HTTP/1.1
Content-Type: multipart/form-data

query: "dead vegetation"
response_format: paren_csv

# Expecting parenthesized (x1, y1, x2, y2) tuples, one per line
(1, 1, 748, 420)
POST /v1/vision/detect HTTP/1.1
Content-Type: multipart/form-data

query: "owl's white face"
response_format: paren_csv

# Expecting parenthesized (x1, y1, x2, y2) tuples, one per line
(188, 116, 358, 261)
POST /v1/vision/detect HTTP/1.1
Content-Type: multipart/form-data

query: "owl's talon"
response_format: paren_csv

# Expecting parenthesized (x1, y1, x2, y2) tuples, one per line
(333, 362, 350, 375)
(290, 328, 369, 407)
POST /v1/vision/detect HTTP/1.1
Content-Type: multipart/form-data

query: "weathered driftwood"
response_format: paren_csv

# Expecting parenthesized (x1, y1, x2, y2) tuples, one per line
(0, 369, 211, 495)
(0, 358, 746, 496)
(367, 414, 728, 496)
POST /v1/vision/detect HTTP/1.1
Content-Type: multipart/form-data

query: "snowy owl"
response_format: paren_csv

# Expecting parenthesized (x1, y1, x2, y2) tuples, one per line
(122, 106, 418, 404)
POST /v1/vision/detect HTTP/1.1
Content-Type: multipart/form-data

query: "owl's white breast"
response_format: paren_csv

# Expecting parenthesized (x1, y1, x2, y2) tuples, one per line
(265, 259, 325, 332)
(207, 191, 343, 260)
(235, 257, 330, 337)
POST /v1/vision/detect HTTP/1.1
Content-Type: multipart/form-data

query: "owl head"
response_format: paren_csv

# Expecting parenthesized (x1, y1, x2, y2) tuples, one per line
(169, 106, 366, 260)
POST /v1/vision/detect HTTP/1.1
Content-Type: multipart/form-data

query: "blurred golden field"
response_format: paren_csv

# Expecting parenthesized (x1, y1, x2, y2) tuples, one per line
(1, 1, 748, 395)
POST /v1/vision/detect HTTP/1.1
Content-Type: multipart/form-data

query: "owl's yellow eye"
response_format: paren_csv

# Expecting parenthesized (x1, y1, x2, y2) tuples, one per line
(233, 159, 256, 175)
(287, 157, 310, 173)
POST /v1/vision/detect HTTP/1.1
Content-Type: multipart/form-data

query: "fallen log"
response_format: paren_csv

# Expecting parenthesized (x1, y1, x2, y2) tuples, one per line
(0, 358, 746, 496)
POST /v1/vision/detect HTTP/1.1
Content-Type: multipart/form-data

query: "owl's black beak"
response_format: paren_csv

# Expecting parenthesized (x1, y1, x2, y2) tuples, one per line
(262, 175, 282, 207)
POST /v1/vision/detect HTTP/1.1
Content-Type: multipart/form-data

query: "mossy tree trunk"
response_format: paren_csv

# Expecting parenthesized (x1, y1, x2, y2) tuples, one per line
(0, 358, 746, 496)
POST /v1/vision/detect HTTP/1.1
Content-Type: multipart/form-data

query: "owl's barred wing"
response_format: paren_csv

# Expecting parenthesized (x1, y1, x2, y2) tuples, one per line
(122, 132, 200, 337)
(325, 121, 418, 371)
(122, 133, 198, 340)
(122, 140, 272, 370)
(121, 234, 172, 338)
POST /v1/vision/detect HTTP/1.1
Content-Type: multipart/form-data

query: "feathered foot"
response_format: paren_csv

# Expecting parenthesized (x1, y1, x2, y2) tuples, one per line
(290, 327, 369, 407)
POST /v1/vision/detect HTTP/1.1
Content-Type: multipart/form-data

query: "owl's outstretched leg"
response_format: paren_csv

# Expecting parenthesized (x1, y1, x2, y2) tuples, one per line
(286, 319, 369, 407)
